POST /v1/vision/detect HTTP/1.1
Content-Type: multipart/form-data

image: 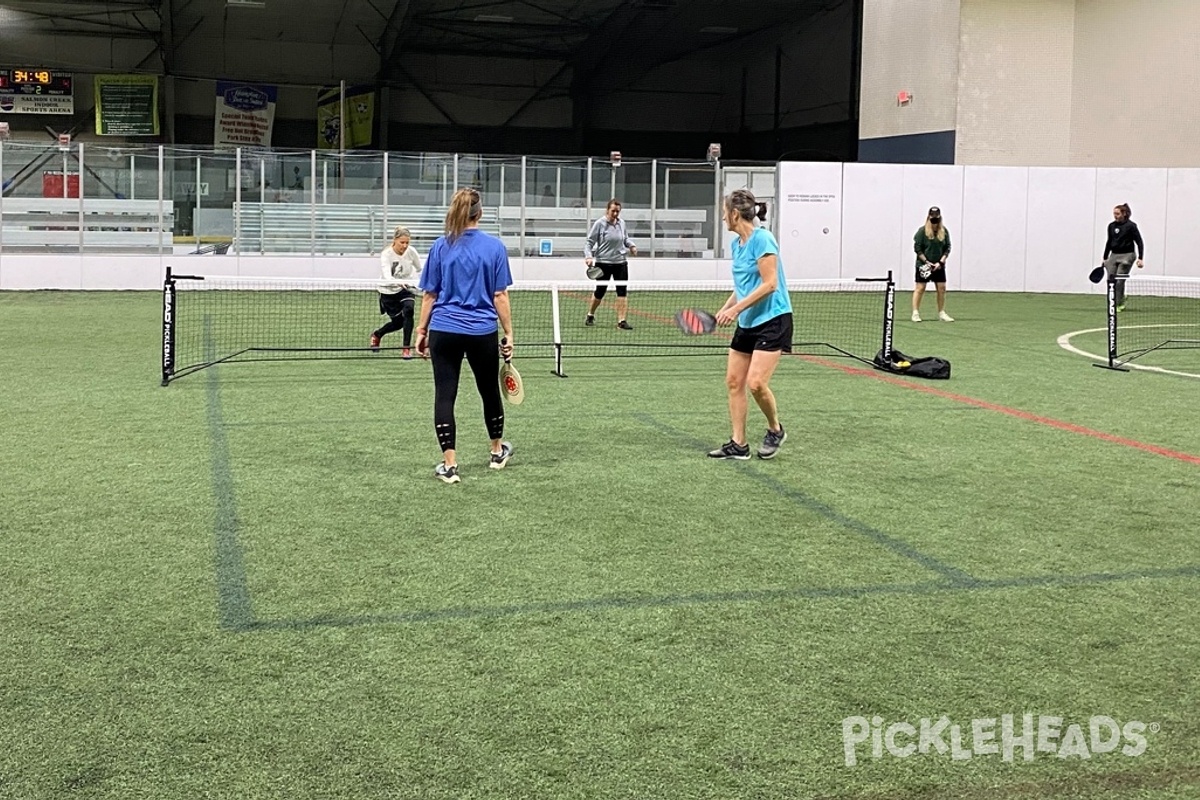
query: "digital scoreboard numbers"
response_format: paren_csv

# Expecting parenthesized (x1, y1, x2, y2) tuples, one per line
(16, 70, 53, 84)
(0, 69, 73, 95)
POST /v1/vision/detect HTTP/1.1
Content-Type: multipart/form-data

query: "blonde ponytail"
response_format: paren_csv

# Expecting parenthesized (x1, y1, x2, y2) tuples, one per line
(445, 188, 482, 240)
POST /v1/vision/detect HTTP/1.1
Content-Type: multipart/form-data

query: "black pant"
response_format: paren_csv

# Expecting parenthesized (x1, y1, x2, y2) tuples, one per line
(428, 329, 504, 453)
(592, 261, 629, 299)
(375, 292, 415, 346)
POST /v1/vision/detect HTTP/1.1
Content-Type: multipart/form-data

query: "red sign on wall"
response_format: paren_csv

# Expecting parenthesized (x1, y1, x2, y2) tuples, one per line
(43, 171, 81, 197)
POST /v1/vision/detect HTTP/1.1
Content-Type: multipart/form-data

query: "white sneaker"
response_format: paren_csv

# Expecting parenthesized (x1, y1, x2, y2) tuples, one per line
(489, 442, 513, 470)
(434, 463, 460, 484)
(939, 311, 954, 322)
(911, 311, 922, 323)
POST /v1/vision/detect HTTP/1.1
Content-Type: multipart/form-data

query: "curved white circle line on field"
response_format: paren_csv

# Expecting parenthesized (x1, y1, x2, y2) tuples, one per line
(1058, 324, 1200, 380)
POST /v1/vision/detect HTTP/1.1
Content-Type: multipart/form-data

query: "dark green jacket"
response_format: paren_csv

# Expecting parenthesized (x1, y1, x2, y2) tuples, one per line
(914, 226, 951, 266)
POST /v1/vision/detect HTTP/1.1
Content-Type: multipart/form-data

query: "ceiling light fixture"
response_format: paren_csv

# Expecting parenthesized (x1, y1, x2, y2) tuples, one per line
(474, 14, 513, 23)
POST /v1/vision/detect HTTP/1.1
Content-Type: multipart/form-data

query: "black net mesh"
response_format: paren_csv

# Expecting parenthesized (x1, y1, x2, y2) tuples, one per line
(166, 275, 892, 381)
(1115, 276, 1200, 367)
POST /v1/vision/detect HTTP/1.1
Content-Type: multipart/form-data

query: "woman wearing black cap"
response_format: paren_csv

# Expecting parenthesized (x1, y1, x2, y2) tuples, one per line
(912, 206, 953, 323)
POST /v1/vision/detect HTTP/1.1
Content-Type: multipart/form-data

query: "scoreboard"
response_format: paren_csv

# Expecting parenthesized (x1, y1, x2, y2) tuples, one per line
(0, 69, 74, 114)
(0, 69, 73, 94)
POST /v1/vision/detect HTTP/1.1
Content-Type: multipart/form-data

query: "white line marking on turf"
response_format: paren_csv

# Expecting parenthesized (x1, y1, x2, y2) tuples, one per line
(1058, 324, 1200, 380)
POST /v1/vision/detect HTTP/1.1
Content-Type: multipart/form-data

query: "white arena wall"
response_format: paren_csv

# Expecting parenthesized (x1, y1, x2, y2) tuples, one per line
(5, 161, 1200, 292)
(0, 255, 733, 291)
(776, 162, 1200, 293)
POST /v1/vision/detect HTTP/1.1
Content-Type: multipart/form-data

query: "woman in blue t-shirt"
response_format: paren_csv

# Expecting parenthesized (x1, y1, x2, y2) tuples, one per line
(416, 187, 515, 484)
(708, 189, 792, 461)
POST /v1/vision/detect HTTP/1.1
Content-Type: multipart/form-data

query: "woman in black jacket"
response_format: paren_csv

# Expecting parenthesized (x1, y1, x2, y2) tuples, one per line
(1100, 203, 1145, 311)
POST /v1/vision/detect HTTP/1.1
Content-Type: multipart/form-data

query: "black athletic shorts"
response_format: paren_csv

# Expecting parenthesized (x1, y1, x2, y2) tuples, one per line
(378, 289, 415, 318)
(915, 265, 947, 284)
(730, 312, 793, 354)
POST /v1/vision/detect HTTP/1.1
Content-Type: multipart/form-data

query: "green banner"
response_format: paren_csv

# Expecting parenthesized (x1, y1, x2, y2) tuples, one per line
(316, 85, 374, 150)
(94, 75, 160, 136)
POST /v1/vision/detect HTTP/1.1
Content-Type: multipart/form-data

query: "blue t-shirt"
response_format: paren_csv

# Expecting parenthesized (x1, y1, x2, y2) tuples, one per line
(419, 228, 513, 335)
(730, 227, 791, 328)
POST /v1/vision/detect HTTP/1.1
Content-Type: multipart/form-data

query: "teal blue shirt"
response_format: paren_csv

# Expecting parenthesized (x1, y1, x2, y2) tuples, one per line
(730, 227, 791, 328)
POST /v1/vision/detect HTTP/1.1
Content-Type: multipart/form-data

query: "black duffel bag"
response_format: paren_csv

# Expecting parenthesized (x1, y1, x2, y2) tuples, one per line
(873, 348, 951, 380)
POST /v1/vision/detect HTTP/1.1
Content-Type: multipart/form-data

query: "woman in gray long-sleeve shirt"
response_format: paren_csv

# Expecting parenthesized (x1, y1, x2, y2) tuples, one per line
(583, 198, 638, 329)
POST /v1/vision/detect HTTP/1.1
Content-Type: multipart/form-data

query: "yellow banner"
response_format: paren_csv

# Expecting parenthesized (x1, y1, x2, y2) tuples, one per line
(316, 85, 374, 149)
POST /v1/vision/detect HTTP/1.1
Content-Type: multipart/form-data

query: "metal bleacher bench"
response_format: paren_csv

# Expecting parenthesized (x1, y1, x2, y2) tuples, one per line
(232, 202, 709, 257)
(497, 206, 709, 257)
(0, 198, 175, 253)
(233, 202, 489, 255)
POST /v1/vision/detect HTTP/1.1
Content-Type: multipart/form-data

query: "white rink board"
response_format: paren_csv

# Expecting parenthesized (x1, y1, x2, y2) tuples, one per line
(6, 161, 1200, 291)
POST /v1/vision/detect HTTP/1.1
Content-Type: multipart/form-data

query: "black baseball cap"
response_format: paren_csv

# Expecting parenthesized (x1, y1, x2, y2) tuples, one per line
(928, 206, 941, 216)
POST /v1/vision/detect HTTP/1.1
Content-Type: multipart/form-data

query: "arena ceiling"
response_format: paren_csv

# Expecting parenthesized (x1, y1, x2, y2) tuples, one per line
(0, 0, 847, 81)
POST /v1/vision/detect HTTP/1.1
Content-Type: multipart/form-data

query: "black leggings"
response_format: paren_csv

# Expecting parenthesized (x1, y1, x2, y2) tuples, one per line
(428, 330, 504, 453)
(375, 294, 415, 346)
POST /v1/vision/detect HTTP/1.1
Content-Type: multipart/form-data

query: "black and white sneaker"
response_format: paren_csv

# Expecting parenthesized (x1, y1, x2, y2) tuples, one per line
(435, 463, 460, 484)
(489, 442, 514, 470)
(617, 319, 633, 330)
(758, 424, 786, 459)
(585, 315, 595, 326)
(707, 440, 750, 460)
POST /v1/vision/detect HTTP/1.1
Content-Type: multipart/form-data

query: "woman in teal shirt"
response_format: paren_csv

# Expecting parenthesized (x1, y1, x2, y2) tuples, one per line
(709, 189, 792, 461)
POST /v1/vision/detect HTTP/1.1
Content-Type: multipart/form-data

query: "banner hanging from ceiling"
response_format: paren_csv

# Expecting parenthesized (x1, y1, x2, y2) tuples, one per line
(316, 84, 374, 150)
(214, 81, 277, 148)
(94, 74, 159, 136)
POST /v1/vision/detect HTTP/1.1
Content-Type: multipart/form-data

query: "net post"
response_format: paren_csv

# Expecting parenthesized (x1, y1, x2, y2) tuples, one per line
(1106, 273, 1117, 368)
(551, 283, 567, 377)
(1094, 273, 1128, 371)
(881, 270, 895, 361)
(161, 267, 176, 386)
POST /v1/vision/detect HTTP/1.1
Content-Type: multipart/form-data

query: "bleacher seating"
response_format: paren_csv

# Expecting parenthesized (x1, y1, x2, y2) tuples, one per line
(0, 198, 174, 253)
(0, 199, 707, 257)
(233, 202, 492, 255)
(496, 206, 708, 257)
(232, 202, 709, 257)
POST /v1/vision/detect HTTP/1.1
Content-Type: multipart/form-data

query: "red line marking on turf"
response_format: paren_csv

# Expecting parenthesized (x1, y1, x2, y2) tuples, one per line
(561, 288, 1200, 466)
(803, 355, 1200, 467)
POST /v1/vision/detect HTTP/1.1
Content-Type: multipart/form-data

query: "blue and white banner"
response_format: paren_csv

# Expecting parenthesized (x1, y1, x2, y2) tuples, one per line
(214, 82, 277, 148)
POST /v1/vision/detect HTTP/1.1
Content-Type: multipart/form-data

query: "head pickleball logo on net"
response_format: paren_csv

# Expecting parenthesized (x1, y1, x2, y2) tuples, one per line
(840, 714, 1156, 766)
